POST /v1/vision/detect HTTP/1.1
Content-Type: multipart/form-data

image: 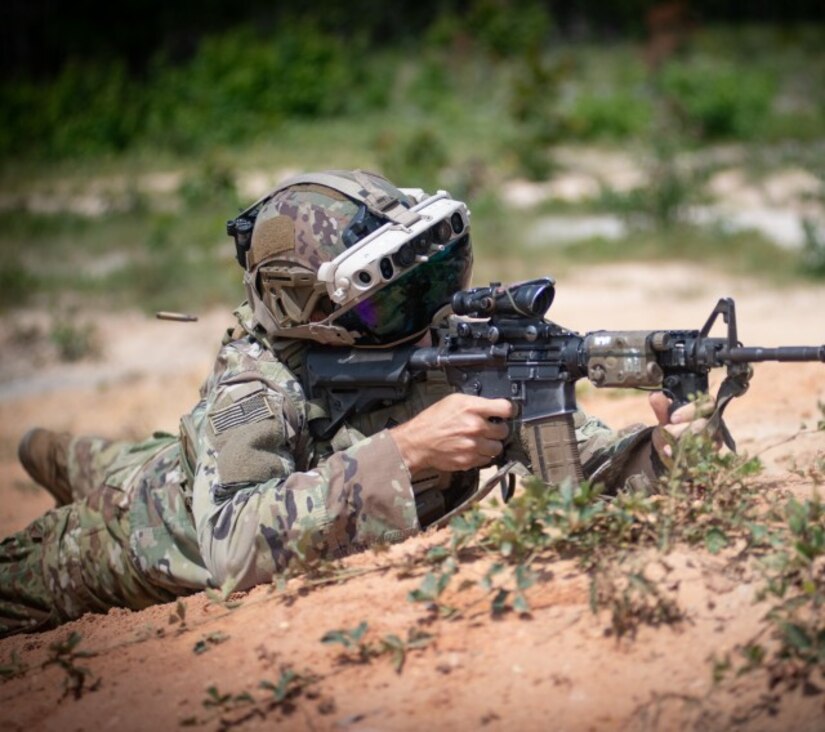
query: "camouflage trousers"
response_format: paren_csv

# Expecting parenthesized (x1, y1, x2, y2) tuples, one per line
(0, 437, 183, 638)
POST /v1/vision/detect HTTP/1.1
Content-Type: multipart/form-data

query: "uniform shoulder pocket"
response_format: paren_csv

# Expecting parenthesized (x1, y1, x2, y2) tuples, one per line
(208, 382, 283, 438)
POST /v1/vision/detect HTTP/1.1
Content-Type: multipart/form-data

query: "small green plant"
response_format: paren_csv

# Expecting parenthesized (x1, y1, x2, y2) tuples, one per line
(480, 561, 536, 616)
(657, 432, 765, 552)
(711, 488, 825, 694)
(787, 452, 825, 486)
(193, 631, 230, 655)
(168, 599, 188, 631)
(407, 559, 460, 618)
(43, 632, 100, 700)
(320, 622, 433, 674)
(183, 668, 318, 727)
(375, 629, 434, 674)
(202, 684, 255, 710)
(204, 576, 245, 609)
(0, 650, 27, 681)
(259, 667, 318, 705)
(320, 621, 371, 663)
(590, 563, 683, 640)
(760, 494, 825, 677)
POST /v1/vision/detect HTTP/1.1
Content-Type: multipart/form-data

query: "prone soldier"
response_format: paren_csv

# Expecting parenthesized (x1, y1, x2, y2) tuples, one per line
(0, 170, 711, 636)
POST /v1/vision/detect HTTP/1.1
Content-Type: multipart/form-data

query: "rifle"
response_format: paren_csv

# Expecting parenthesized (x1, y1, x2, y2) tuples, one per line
(304, 277, 825, 487)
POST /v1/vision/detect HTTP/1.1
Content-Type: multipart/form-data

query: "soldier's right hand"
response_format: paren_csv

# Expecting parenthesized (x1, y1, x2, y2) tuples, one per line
(389, 393, 514, 474)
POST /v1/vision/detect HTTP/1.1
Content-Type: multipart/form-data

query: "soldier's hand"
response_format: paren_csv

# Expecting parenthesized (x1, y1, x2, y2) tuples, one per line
(390, 393, 515, 474)
(648, 392, 717, 458)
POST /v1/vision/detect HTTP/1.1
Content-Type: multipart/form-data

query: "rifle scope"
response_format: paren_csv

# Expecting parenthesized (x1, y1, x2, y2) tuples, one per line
(451, 278, 555, 319)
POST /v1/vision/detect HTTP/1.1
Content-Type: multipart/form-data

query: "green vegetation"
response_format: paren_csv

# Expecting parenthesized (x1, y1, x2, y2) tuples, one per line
(1, 23, 824, 315)
(181, 668, 320, 727)
(4, 24, 823, 162)
(320, 622, 434, 673)
(412, 432, 765, 627)
(43, 632, 100, 700)
(400, 429, 825, 688)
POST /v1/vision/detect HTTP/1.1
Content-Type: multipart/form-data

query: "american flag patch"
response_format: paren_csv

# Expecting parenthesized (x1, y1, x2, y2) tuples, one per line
(209, 393, 274, 435)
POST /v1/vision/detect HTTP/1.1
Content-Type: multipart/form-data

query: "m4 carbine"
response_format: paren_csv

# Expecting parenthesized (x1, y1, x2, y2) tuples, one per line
(304, 278, 825, 486)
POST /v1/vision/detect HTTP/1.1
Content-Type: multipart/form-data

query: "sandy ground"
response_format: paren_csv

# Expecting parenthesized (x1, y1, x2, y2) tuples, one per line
(1, 262, 824, 731)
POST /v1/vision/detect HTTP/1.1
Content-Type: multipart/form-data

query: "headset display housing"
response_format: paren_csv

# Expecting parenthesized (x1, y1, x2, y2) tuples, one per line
(317, 192, 469, 310)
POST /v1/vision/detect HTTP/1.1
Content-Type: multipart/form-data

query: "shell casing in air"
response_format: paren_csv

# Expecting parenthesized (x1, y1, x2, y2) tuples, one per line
(155, 312, 199, 322)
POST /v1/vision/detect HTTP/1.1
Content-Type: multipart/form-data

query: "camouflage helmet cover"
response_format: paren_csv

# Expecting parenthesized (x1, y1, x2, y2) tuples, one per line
(237, 169, 471, 346)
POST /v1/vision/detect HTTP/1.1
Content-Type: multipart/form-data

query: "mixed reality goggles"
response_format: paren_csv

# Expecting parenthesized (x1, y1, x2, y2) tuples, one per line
(230, 173, 473, 346)
(316, 191, 472, 345)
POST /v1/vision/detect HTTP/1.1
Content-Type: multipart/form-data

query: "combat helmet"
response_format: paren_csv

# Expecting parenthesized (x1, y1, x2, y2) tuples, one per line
(227, 170, 473, 347)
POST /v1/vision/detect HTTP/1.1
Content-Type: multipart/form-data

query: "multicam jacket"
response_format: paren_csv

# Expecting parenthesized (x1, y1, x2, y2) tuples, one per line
(126, 306, 653, 595)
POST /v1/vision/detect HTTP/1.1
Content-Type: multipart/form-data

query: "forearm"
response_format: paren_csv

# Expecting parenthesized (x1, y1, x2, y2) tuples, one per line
(575, 411, 659, 493)
(192, 430, 418, 590)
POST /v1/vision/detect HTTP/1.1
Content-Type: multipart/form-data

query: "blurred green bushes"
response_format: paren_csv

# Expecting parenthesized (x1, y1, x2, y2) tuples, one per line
(0, 25, 386, 159)
(658, 59, 776, 140)
(2, 21, 823, 164)
(2, 20, 825, 314)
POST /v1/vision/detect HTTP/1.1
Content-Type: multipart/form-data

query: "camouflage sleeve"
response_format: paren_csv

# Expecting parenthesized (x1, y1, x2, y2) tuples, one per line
(574, 410, 658, 493)
(190, 375, 419, 592)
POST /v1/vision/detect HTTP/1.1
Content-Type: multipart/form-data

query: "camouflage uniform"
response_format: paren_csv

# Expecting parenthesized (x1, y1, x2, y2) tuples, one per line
(0, 170, 657, 636)
(0, 306, 653, 637)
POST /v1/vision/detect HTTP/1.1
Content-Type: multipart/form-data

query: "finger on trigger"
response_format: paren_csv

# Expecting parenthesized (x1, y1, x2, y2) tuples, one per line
(483, 398, 515, 419)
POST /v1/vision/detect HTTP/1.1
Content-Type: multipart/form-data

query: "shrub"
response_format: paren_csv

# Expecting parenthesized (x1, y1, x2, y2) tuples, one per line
(466, 0, 551, 57)
(0, 61, 143, 158)
(563, 89, 652, 140)
(0, 25, 386, 160)
(799, 217, 825, 278)
(374, 126, 449, 191)
(659, 58, 776, 140)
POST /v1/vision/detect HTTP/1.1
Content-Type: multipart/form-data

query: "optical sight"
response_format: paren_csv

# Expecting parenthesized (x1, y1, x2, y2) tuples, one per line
(452, 278, 555, 319)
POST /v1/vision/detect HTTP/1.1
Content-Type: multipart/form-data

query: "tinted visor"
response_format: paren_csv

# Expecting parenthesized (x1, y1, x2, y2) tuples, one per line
(334, 235, 473, 346)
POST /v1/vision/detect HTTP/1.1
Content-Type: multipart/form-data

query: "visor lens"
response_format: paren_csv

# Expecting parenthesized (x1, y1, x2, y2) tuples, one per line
(335, 235, 473, 345)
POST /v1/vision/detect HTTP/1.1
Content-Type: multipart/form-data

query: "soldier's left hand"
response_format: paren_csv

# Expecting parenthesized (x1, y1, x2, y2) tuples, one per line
(648, 392, 717, 458)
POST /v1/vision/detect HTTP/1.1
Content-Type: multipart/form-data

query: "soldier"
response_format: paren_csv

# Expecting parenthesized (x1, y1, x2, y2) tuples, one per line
(0, 170, 710, 636)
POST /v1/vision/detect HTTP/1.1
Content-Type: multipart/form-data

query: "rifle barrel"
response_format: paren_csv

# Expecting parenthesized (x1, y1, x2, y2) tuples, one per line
(723, 345, 825, 363)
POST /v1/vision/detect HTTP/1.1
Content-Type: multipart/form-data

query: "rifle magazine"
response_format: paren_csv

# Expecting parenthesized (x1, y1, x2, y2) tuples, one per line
(522, 413, 585, 485)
